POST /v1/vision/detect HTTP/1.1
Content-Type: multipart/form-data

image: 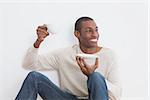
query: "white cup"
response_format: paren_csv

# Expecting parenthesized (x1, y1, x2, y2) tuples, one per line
(76, 54, 98, 66)
(43, 24, 56, 35)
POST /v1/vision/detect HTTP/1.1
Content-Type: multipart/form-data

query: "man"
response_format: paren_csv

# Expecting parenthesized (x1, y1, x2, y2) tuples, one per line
(15, 17, 122, 100)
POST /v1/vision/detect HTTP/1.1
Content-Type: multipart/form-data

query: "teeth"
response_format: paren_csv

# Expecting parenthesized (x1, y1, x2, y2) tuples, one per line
(90, 39, 97, 42)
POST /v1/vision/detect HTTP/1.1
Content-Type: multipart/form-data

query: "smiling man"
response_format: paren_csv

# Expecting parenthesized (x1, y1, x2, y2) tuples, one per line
(75, 17, 100, 53)
(15, 17, 122, 100)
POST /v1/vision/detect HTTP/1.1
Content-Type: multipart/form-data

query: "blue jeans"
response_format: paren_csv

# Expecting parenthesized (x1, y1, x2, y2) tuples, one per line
(15, 71, 108, 100)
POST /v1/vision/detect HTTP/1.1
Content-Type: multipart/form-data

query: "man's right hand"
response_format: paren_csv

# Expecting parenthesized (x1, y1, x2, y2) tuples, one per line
(34, 25, 49, 48)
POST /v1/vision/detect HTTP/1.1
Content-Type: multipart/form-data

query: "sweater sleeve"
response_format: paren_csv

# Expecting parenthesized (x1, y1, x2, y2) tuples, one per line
(105, 51, 122, 100)
(22, 46, 59, 71)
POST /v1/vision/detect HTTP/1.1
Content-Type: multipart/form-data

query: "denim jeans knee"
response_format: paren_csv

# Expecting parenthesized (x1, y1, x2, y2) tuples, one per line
(87, 72, 108, 100)
(88, 72, 105, 82)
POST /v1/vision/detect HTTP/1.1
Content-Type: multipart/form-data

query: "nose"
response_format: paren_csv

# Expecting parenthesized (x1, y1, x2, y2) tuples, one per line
(92, 31, 99, 37)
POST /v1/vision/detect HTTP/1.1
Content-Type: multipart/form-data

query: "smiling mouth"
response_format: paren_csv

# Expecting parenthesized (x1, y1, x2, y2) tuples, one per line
(90, 39, 98, 42)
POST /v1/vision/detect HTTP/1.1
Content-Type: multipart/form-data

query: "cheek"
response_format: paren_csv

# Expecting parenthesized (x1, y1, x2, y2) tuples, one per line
(80, 38, 91, 46)
(82, 33, 91, 39)
(80, 35, 90, 42)
(79, 32, 91, 42)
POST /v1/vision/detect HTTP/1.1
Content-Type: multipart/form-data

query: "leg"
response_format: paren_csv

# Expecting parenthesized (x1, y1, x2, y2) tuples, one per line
(87, 72, 108, 100)
(15, 71, 78, 100)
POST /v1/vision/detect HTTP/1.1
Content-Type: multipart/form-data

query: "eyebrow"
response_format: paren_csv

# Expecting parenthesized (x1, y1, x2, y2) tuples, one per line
(85, 26, 98, 29)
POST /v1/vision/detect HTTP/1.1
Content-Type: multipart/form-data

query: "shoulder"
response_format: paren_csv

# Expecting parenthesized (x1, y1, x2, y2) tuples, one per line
(100, 47, 117, 60)
(102, 47, 116, 55)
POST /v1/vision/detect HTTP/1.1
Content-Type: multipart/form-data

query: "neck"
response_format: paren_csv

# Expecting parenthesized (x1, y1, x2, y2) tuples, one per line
(79, 45, 101, 54)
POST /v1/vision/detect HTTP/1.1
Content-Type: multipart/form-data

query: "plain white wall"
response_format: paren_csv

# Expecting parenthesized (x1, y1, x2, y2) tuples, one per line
(0, 1, 148, 100)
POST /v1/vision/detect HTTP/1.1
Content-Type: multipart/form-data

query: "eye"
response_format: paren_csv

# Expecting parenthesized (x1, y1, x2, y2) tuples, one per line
(89, 29, 93, 32)
(85, 29, 93, 33)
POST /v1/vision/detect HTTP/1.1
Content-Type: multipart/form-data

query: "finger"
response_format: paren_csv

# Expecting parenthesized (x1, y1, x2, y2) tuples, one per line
(38, 25, 48, 31)
(79, 58, 90, 73)
(76, 56, 83, 67)
(81, 58, 86, 65)
(76, 56, 80, 64)
(76, 57, 85, 69)
(80, 66, 87, 72)
(37, 28, 47, 33)
(79, 57, 87, 67)
(37, 28, 49, 36)
(94, 58, 99, 69)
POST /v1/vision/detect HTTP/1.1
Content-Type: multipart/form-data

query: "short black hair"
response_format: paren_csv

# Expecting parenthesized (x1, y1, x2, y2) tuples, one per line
(74, 16, 94, 31)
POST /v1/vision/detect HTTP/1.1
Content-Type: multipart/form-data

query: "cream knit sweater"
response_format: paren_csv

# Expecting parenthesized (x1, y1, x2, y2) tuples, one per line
(22, 44, 122, 100)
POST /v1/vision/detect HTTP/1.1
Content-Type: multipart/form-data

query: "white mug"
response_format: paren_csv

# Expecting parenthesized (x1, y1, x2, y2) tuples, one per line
(43, 24, 56, 35)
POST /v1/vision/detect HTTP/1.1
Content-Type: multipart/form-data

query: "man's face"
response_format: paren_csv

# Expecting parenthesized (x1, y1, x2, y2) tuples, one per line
(78, 20, 99, 48)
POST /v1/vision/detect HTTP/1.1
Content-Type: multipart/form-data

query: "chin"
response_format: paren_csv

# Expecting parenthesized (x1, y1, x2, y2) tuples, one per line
(91, 42, 98, 46)
(88, 44, 98, 48)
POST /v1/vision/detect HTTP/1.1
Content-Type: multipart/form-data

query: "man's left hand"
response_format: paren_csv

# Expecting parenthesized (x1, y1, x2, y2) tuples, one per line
(76, 57, 99, 77)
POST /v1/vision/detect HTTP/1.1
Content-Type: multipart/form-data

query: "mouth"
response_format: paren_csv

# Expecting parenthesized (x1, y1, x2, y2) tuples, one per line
(90, 39, 98, 42)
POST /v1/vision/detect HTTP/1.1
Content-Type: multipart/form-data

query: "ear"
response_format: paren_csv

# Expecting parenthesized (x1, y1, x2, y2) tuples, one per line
(74, 31, 80, 38)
